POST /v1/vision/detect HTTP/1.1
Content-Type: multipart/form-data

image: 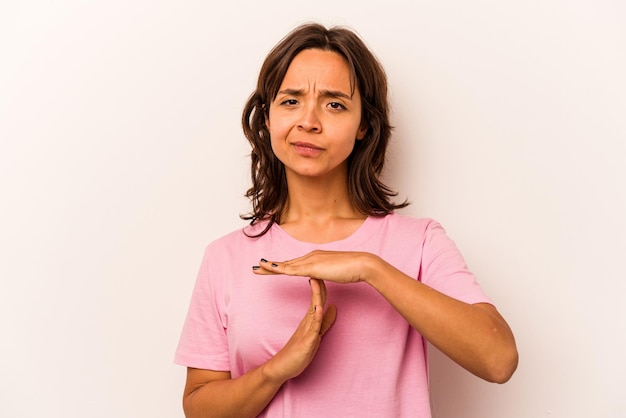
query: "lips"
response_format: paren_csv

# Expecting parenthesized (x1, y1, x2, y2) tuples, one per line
(291, 141, 325, 157)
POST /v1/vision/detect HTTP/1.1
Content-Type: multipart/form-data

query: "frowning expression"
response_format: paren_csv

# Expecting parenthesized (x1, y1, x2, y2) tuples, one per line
(266, 48, 367, 181)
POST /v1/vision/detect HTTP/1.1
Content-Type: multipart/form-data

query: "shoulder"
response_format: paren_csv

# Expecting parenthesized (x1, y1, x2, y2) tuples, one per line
(380, 213, 458, 250)
(204, 219, 271, 253)
(375, 212, 442, 235)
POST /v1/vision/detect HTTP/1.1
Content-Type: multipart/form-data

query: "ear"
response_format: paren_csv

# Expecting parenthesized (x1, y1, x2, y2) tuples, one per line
(356, 124, 368, 140)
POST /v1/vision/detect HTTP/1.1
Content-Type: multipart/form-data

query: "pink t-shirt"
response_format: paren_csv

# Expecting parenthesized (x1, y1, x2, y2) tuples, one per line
(174, 213, 492, 417)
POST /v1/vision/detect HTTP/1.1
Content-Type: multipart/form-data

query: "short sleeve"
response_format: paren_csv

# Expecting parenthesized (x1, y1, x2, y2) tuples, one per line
(174, 245, 231, 371)
(419, 221, 492, 305)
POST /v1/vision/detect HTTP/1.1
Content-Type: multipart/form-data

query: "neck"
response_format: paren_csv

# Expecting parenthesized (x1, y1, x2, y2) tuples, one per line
(280, 176, 366, 244)
(281, 170, 362, 224)
(278, 171, 367, 244)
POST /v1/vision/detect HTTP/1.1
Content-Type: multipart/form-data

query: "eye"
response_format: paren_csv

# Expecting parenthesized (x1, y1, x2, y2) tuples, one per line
(280, 99, 298, 106)
(328, 102, 346, 110)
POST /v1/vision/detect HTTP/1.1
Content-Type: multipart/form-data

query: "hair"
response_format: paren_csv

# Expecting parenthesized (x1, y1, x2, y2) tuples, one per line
(241, 22, 408, 236)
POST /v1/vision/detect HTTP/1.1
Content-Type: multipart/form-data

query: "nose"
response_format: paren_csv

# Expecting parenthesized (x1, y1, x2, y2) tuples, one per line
(297, 104, 321, 132)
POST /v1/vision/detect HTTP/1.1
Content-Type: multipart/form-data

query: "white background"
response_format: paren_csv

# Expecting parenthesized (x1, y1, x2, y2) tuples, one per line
(1, 1, 624, 417)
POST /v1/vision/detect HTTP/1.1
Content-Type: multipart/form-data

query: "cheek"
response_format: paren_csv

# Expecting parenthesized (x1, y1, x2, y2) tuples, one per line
(267, 118, 294, 153)
(269, 135, 287, 163)
(266, 112, 286, 138)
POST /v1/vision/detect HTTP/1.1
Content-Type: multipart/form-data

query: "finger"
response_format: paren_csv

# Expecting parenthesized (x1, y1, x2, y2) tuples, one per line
(320, 304, 337, 337)
(297, 298, 323, 340)
(251, 258, 293, 275)
(251, 264, 275, 275)
(262, 255, 315, 278)
(252, 257, 293, 275)
(308, 279, 335, 337)
(318, 278, 328, 307)
(309, 278, 323, 312)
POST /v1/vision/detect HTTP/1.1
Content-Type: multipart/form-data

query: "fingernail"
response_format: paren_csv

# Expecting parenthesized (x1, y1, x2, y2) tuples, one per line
(252, 265, 260, 270)
(271, 263, 278, 267)
(260, 258, 268, 263)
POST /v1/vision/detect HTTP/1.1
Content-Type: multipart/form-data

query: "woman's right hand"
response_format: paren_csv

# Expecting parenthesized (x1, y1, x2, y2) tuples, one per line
(183, 279, 336, 418)
(262, 278, 337, 384)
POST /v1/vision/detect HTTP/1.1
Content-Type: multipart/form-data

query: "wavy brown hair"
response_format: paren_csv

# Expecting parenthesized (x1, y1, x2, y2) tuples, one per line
(241, 23, 408, 236)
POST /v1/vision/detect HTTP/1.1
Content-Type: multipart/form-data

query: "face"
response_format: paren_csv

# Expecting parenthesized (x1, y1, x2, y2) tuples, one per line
(266, 48, 367, 181)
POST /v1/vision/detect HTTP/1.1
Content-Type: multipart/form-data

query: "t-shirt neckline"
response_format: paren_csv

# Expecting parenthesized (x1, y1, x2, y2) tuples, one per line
(267, 214, 389, 255)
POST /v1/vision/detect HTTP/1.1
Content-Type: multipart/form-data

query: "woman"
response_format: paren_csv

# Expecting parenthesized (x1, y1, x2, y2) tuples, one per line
(175, 22, 518, 418)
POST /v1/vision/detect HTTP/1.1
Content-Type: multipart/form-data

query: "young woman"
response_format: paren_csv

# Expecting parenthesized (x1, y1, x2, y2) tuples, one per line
(175, 22, 518, 418)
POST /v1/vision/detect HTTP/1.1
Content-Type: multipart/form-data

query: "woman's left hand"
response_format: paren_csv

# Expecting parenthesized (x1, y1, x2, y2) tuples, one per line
(253, 250, 378, 284)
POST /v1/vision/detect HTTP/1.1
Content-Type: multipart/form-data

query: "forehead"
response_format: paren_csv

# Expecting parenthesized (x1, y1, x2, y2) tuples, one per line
(281, 49, 354, 90)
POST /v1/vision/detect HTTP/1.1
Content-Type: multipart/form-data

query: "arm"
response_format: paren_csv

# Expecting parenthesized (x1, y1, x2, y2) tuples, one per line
(256, 252, 518, 383)
(182, 279, 337, 418)
(183, 367, 280, 418)
(364, 254, 518, 383)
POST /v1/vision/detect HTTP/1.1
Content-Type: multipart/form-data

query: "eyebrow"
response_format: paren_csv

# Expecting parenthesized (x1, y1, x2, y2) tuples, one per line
(277, 88, 353, 100)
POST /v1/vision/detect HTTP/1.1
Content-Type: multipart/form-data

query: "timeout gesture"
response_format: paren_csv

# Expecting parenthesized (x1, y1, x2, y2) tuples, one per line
(253, 250, 378, 284)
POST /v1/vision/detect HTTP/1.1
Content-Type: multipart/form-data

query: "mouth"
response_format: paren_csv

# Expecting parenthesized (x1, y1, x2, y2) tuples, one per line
(291, 141, 325, 157)
(291, 141, 324, 150)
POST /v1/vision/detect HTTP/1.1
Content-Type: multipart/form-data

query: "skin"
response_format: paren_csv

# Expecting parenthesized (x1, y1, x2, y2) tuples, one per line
(182, 49, 518, 418)
(267, 49, 367, 182)
(183, 278, 335, 418)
